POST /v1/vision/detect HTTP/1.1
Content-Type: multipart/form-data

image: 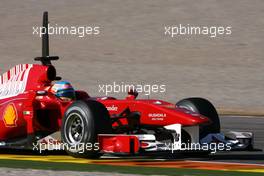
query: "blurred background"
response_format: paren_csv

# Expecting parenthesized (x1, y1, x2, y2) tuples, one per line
(0, 0, 263, 111)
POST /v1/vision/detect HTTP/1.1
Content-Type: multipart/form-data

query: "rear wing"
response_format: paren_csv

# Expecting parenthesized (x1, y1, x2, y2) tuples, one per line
(0, 64, 33, 99)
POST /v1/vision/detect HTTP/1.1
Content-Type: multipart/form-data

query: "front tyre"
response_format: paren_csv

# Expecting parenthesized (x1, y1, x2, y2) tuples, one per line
(61, 100, 112, 158)
(176, 97, 220, 139)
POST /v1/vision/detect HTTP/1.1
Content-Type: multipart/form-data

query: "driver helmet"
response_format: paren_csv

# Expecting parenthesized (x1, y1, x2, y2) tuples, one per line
(50, 81, 76, 101)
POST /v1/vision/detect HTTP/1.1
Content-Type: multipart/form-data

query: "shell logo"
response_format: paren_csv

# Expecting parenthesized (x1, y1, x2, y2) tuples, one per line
(3, 104, 17, 127)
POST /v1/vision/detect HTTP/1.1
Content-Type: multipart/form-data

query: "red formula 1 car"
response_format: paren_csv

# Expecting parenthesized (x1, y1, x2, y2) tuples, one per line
(0, 12, 253, 158)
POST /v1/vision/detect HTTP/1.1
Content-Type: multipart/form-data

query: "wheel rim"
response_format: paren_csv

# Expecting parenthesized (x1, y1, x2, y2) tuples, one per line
(64, 112, 85, 145)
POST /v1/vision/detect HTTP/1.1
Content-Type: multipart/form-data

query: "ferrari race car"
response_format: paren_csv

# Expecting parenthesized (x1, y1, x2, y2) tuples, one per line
(0, 12, 254, 158)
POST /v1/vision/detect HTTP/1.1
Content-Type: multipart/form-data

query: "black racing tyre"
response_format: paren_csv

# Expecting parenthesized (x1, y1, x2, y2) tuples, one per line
(61, 100, 112, 158)
(176, 97, 220, 139)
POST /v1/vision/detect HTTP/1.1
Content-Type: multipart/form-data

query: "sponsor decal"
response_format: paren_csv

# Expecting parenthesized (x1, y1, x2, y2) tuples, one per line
(148, 113, 166, 121)
(148, 113, 167, 118)
(106, 105, 118, 111)
(0, 64, 32, 100)
(3, 104, 17, 127)
(39, 137, 62, 145)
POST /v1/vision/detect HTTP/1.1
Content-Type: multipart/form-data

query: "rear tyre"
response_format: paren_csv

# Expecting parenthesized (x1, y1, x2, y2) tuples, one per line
(176, 97, 220, 139)
(61, 100, 112, 158)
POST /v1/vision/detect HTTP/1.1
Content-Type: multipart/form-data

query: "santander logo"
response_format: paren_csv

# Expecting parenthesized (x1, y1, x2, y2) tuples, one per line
(106, 105, 118, 111)
(0, 64, 33, 99)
